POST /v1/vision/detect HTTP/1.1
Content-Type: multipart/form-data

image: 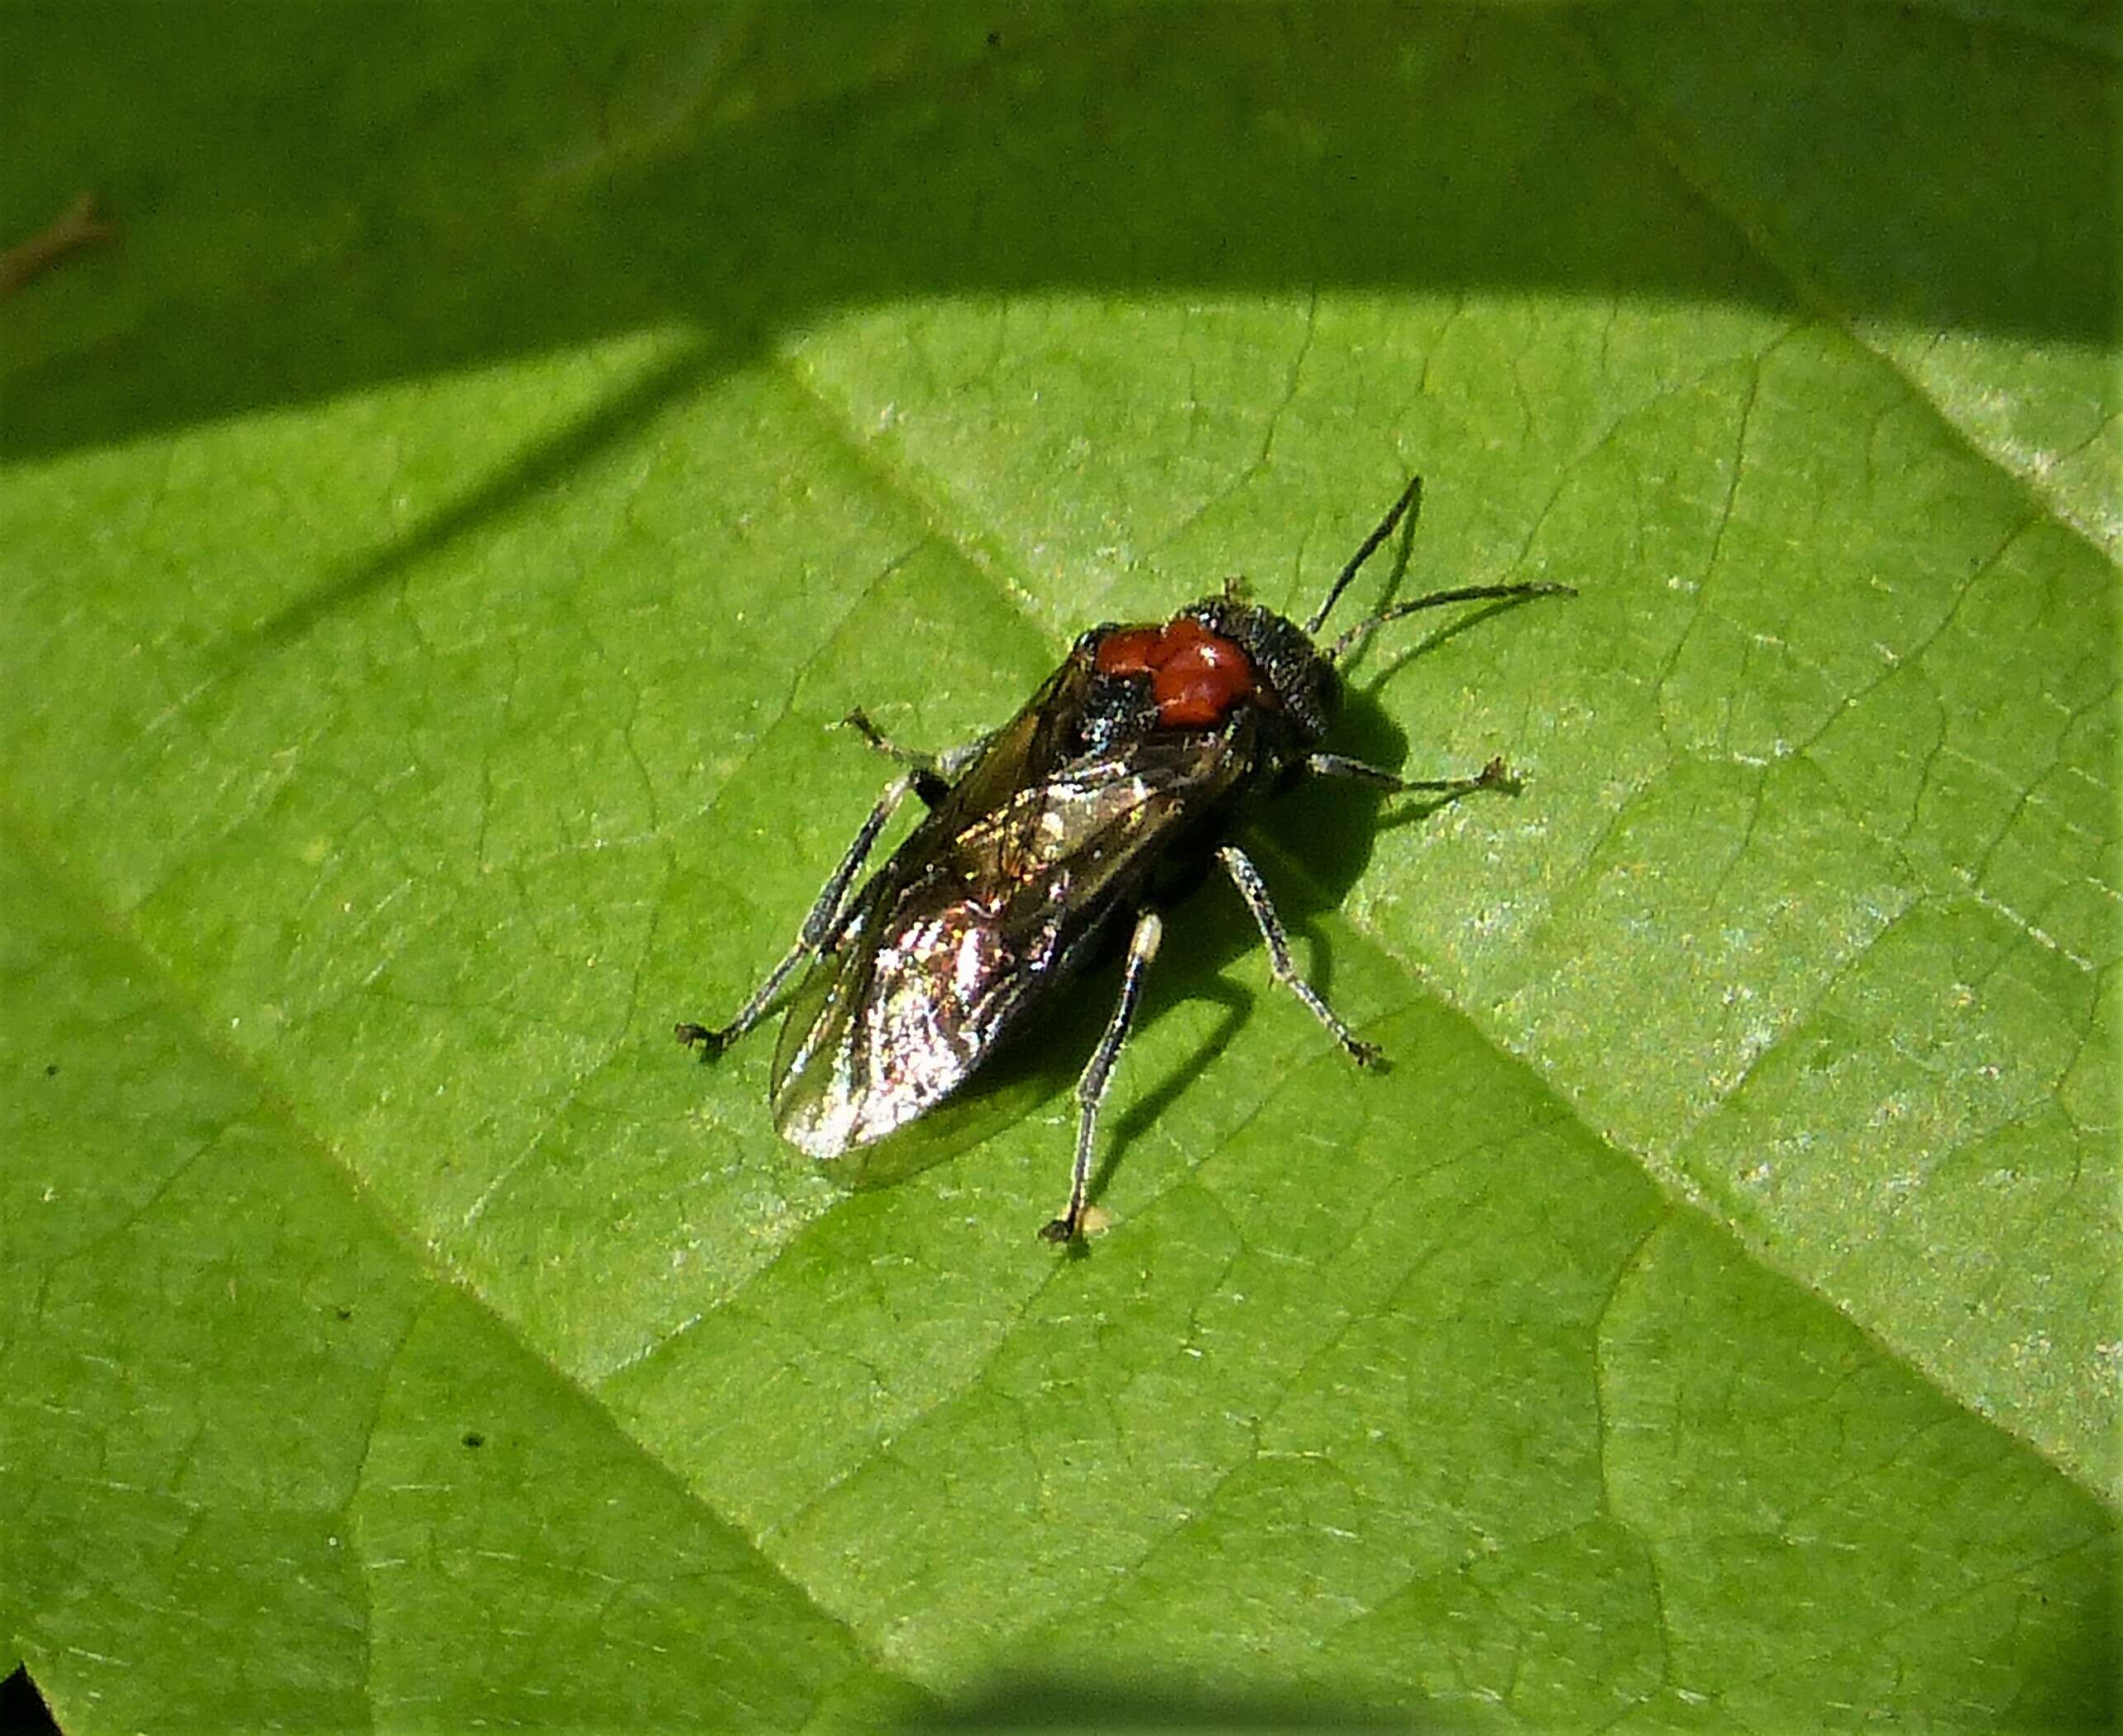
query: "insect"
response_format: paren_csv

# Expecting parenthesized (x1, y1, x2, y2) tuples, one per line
(678, 476, 1571, 1241)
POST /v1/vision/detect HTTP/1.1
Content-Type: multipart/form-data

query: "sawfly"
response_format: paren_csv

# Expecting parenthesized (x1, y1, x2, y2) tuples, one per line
(678, 476, 1571, 1241)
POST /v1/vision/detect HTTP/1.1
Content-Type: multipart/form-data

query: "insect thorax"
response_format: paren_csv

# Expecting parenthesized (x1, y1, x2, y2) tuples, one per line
(1178, 599, 1337, 744)
(1075, 599, 1337, 765)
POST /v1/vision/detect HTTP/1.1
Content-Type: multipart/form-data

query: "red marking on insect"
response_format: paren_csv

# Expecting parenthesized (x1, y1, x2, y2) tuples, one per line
(1095, 615, 1258, 727)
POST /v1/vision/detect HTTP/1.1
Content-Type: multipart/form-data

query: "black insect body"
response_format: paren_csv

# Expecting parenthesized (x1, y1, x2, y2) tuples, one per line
(678, 477, 1571, 1241)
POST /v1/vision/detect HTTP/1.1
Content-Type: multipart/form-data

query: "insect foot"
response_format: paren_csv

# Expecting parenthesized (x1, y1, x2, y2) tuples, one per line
(673, 1021, 738, 1059)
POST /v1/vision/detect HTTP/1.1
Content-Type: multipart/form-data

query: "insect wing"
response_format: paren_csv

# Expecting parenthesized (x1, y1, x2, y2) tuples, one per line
(769, 727, 1248, 1157)
(766, 657, 1084, 1155)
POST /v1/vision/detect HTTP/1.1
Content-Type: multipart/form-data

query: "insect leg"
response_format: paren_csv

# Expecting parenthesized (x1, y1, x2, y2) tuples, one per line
(675, 770, 919, 1057)
(1216, 844, 1383, 1068)
(1041, 908, 1164, 1244)
(1303, 752, 1518, 798)
(844, 708, 989, 806)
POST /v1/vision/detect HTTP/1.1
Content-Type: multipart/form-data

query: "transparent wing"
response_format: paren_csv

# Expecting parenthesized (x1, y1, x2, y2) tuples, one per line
(770, 734, 1246, 1156)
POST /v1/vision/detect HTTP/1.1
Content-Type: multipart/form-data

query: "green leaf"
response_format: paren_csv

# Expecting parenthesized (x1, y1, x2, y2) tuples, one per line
(4, 4, 2114, 1732)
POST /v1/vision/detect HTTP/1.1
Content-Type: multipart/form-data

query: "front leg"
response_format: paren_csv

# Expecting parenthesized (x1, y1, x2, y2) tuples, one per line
(1303, 752, 1518, 798)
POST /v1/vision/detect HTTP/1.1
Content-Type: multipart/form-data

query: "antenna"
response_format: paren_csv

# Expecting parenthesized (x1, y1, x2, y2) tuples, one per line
(1303, 474, 1423, 638)
(1324, 580, 1577, 662)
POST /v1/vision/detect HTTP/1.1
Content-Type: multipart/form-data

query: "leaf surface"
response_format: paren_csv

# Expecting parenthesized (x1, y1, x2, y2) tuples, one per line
(4, 4, 2114, 1730)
